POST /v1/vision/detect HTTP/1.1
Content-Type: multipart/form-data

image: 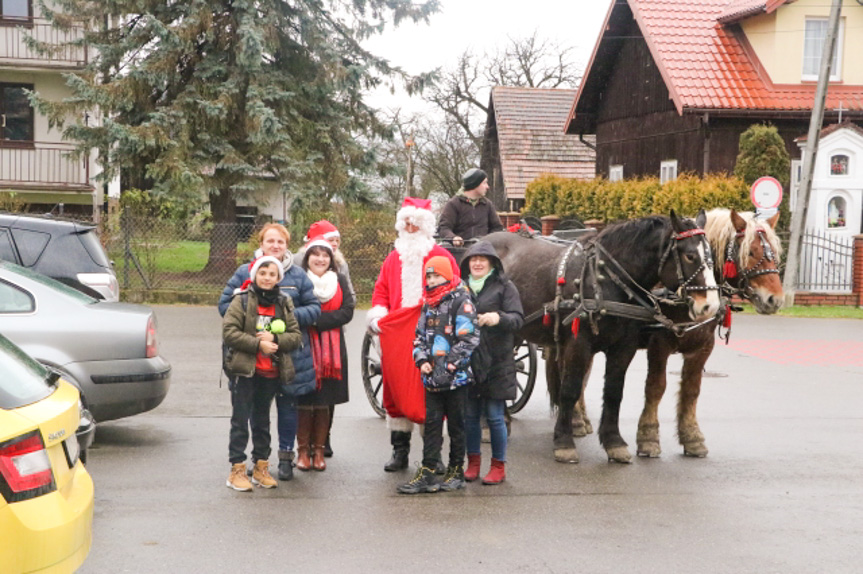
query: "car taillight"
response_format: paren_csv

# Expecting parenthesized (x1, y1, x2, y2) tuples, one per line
(146, 316, 158, 358)
(0, 431, 56, 503)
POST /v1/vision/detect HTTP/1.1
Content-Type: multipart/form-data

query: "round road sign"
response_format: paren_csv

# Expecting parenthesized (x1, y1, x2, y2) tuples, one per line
(750, 177, 783, 209)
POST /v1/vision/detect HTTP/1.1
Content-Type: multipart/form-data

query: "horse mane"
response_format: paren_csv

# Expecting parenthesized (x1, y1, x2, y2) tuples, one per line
(594, 215, 669, 254)
(704, 208, 783, 269)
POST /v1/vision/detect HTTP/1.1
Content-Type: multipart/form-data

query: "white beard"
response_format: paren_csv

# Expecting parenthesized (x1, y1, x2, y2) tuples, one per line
(394, 231, 435, 308)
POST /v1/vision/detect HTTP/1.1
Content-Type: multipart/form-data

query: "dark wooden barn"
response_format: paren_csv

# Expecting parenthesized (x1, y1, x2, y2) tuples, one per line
(565, 0, 863, 182)
(481, 86, 595, 212)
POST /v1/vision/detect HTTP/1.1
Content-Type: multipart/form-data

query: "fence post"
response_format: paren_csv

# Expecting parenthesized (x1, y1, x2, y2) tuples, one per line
(854, 235, 863, 307)
(541, 215, 560, 236)
(122, 205, 130, 290)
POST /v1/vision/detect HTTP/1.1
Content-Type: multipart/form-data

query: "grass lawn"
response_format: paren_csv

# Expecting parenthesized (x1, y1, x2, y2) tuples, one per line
(111, 240, 250, 274)
(739, 303, 863, 320)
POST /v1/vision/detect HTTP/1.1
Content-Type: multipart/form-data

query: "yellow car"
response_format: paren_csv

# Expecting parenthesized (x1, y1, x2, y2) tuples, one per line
(0, 334, 94, 574)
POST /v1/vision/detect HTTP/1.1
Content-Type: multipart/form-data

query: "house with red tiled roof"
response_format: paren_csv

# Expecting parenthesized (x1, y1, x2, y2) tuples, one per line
(565, 0, 863, 187)
(480, 86, 596, 211)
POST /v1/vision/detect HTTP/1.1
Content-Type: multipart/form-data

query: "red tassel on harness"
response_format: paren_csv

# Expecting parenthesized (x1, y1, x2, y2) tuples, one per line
(542, 312, 551, 327)
(723, 308, 732, 329)
(571, 317, 580, 338)
(723, 260, 737, 279)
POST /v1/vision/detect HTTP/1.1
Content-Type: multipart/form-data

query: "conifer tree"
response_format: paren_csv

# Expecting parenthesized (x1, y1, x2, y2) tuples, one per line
(34, 0, 437, 271)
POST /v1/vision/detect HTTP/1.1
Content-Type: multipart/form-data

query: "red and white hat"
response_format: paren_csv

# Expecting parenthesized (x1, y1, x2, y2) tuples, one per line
(304, 236, 334, 255)
(396, 196, 435, 237)
(304, 220, 340, 243)
(249, 255, 285, 282)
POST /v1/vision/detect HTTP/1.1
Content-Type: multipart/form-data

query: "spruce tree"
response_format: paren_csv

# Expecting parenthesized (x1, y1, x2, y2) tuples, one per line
(34, 0, 437, 271)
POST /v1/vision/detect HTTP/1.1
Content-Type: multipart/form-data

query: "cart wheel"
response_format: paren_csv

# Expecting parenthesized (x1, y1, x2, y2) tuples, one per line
(361, 331, 386, 418)
(508, 339, 537, 414)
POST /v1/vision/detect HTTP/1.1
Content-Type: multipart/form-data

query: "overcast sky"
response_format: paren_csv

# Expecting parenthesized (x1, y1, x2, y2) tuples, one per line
(363, 0, 614, 114)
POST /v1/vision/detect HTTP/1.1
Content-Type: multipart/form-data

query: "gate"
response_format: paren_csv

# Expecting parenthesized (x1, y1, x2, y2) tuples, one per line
(796, 229, 854, 292)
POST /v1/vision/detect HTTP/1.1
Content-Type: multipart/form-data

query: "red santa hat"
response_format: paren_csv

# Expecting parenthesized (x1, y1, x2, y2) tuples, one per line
(395, 196, 435, 237)
(303, 220, 340, 243)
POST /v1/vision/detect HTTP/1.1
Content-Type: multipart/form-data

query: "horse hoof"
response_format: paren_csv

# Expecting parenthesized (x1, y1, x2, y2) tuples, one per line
(636, 442, 661, 458)
(606, 446, 632, 464)
(554, 448, 579, 463)
(683, 443, 708, 458)
(572, 424, 588, 438)
(583, 420, 594, 435)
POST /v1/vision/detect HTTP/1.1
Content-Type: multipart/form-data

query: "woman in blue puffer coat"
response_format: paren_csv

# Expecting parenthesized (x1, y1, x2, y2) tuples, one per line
(219, 223, 321, 482)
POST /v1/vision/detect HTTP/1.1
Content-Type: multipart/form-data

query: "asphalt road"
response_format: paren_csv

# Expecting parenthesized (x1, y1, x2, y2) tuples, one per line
(79, 306, 863, 574)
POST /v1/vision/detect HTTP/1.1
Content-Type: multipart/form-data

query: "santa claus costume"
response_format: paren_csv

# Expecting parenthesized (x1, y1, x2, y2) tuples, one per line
(367, 197, 459, 471)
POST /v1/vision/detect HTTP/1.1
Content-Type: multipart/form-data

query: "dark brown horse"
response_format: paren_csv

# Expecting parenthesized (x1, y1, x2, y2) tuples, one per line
(486, 212, 720, 464)
(635, 208, 783, 458)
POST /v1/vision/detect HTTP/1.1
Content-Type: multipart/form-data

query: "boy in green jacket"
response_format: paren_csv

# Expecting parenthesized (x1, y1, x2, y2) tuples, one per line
(223, 255, 301, 491)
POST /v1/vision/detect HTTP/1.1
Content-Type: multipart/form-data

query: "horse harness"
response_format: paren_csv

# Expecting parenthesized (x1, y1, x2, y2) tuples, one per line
(526, 228, 719, 345)
(722, 228, 780, 298)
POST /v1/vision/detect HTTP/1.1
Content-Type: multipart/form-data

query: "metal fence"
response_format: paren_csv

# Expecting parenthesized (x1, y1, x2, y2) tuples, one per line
(795, 229, 855, 292)
(103, 209, 395, 304)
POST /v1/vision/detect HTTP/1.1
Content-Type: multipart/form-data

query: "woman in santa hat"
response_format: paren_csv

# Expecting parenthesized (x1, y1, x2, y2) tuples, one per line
(219, 223, 321, 482)
(295, 237, 354, 472)
(367, 197, 460, 472)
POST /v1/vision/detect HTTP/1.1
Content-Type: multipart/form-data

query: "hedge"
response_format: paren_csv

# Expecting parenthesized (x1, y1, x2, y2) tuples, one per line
(524, 173, 757, 222)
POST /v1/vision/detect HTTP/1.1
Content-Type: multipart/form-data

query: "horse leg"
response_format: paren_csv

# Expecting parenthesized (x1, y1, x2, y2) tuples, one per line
(678, 338, 714, 457)
(553, 338, 591, 463)
(600, 342, 639, 464)
(637, 337, 672, 458)
(572, 357, 594, 437)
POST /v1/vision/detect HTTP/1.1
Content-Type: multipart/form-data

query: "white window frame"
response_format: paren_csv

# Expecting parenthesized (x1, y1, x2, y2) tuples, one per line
(660, 160, 678, 184)
(790, 159, 802, 209)
(609, 164, 623, 182)
(802, 17, 844, 82)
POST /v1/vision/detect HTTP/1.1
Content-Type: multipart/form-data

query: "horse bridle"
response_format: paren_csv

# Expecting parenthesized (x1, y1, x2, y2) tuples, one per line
(724, 228, 780, 296)
(658, 228, 718, 299)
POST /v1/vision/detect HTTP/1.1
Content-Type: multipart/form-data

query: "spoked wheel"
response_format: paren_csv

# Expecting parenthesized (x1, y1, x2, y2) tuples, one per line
(361, 331, 386, 418)
(507, 339, 538, 414)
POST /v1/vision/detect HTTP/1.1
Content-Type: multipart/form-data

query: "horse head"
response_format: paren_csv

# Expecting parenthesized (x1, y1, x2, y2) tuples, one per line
(659, 210, 721, 321)
(706, 208, 783, 314)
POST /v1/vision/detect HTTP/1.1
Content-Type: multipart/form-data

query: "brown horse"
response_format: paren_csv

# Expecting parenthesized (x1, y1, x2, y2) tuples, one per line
(487, 212, 720, 464)
(635, 208, 783, 458)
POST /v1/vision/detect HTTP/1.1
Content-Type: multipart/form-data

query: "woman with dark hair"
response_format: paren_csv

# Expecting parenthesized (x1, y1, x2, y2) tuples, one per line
(459, 241, 524, 485)
(218, 223, 321, 482)
(295, 237, 354, 471)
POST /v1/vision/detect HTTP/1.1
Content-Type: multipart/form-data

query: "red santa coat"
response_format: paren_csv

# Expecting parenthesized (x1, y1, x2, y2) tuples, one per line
(370, 244, 460, 424)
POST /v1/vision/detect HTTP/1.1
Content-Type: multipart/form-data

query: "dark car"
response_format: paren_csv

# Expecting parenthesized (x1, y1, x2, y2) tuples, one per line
(0, 213, 119, 301)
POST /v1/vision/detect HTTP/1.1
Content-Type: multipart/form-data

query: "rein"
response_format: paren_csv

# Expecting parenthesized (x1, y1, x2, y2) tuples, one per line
(527, 226, 715, 343)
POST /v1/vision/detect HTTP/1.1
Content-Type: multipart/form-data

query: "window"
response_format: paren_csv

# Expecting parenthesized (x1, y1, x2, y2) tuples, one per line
(609, 164, 623, 182)
(0, 84, 34, 143)
(830, 154, 849, 176)
(660, 160, 678, 184)
(0, 0, 30, 20)
(802, 18, 844, 81)
(0, 281, 34, 313)
(827, 196, 846, 228)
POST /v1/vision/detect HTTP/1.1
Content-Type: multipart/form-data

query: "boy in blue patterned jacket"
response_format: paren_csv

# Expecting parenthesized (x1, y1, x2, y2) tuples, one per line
(398, 256, 479, 495)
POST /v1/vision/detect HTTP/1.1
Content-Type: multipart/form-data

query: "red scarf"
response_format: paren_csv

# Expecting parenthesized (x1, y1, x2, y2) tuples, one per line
(309, 284, 343, 388)
(423, 279, 457, 307)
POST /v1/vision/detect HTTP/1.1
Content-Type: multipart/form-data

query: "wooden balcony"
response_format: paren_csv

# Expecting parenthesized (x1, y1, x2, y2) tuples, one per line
(0, 141, 93, 191)
(0, 19, 87, 69)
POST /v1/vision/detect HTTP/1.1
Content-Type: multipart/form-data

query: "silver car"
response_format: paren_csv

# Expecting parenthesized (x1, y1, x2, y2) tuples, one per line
(0, 260, 171, 422)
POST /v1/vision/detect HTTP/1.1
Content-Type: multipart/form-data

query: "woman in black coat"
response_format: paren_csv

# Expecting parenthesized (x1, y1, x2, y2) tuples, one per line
(295, 238, 354, 472)
(459, 241, 524, 485)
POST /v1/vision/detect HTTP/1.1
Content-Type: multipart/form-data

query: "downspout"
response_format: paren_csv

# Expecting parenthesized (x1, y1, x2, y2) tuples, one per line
(702, 112, 710, 175)
(579, 133, 596, 151)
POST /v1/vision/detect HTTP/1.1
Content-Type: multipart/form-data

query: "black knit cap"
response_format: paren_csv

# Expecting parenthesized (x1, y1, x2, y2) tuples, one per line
(462, 168, 487, 191)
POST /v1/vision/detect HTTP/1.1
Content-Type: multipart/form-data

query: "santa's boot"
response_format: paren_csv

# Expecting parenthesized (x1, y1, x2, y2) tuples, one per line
(384, 431, 411, 472)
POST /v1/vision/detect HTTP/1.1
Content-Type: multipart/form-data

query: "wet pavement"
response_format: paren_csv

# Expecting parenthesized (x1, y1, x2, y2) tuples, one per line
(79, 306, 863, 573)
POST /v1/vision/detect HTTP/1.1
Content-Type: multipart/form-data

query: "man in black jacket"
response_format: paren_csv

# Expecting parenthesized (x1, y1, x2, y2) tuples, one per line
(437, 168, 503, 247)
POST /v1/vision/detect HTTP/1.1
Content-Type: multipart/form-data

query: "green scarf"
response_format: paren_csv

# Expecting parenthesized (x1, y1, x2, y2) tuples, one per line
(469, 269, 494, 293)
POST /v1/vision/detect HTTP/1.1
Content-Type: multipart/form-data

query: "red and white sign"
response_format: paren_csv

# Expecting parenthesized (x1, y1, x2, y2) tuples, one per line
(750, 177, 783, 209)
